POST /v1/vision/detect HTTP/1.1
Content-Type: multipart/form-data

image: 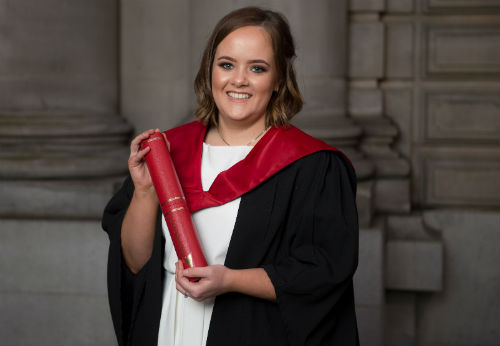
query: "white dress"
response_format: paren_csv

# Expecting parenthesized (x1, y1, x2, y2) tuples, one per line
(157, 143, 253, 346)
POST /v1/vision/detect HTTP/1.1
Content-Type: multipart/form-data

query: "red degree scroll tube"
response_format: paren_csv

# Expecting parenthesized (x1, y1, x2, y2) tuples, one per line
(140, 133, 207, 280)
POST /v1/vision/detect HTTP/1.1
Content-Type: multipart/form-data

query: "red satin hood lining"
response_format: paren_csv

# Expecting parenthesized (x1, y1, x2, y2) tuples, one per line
(165, 121, 344, 213)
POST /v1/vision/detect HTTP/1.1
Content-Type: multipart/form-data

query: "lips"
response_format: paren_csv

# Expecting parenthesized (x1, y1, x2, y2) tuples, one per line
(227, 91, 251, 99)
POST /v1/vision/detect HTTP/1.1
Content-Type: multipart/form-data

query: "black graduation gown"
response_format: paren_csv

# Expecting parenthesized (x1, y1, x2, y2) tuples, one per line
(102, 150, 359, 346)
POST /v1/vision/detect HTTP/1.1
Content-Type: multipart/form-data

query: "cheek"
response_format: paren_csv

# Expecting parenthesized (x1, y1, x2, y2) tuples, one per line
(255, 77, 276, 98)
(211, 71, 219, 90)
(211, 70, 225, 109)
(211, 69, 227, 90)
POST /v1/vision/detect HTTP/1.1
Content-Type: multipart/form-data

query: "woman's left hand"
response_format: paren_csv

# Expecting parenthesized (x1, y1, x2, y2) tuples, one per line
(175, 261, 231, 302)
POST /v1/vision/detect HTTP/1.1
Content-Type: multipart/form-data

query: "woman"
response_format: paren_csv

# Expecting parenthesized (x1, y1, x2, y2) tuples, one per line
(103, 6, 359, 346)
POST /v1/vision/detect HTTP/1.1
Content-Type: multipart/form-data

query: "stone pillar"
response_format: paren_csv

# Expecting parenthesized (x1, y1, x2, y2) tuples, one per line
(0, 0, 131, 218)
(120, 0, 193, 132)
(284, 1, 360, 142)
(0, 2, 128, 343)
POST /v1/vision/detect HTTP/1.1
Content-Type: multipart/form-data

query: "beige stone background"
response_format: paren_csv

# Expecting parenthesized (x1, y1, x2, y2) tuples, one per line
(0, 0, 498, 345)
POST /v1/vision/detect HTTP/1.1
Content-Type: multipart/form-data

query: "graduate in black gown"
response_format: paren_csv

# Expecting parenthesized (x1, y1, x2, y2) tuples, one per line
(102, 6, 359, 346)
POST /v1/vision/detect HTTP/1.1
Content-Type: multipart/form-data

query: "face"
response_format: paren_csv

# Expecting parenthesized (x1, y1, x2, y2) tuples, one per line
(211, 26, 277, 127)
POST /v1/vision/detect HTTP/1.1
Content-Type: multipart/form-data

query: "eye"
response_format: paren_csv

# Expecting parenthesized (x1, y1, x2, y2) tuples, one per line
(218, 62, 233, 70)
(251, 65, 267, 73)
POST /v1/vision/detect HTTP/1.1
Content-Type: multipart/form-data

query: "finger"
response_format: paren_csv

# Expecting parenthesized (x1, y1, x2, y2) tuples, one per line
(128, 147, 150, 167)
(175, 261, 181, 279)
(176, 281, 186, 294)
(134, 146, 151, 161)
(176, 261, 188, 281)
(176, 282, 189, 298)
(130, 129, 155, 152)
(175, 270, 195, 296)
(176, 276, 190, 292)
(176, 270, 197, 292)
(132, 129, 155, 146)
(176, 260, 184, 274)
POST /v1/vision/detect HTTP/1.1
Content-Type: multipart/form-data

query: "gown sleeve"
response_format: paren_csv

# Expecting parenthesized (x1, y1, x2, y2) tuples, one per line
(262, 151, 359, 345)
(101, 176, 159, 346)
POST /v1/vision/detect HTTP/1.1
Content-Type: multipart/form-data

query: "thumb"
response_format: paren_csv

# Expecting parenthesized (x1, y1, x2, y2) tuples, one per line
(183, 266, 207, 278)
(161, 132, 171, 151)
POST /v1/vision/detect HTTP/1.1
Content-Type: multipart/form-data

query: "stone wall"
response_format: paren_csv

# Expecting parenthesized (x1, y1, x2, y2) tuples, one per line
(348, 0, 500, 345)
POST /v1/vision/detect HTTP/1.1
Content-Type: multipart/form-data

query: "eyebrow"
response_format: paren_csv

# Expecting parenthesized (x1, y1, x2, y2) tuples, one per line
(216, 56, 271, 67)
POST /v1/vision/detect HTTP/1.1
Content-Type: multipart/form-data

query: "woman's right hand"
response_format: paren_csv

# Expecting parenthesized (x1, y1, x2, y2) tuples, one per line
(128, 128, 160, 196)
(123, 128, 166, 273)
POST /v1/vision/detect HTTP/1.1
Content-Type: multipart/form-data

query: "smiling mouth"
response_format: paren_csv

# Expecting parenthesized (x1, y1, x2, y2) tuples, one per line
(227, 92, 251, 99)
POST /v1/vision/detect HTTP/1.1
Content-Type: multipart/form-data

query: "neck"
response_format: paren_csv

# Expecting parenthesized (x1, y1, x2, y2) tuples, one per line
(216, 118, 267, 146)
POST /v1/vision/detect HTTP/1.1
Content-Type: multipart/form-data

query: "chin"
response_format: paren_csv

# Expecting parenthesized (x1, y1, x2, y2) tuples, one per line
(219, 109, 254, 123)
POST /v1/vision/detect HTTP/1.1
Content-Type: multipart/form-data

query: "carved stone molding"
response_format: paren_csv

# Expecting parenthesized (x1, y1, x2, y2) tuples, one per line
(414, 147, 500, 207)
(421, 89, 499, 143)
(386, 0, 414, 13)
(422, 0, 500, 13)
(0, 112, 132, 218)
(0, 178, 125, 219)
(0, 113, 131, 179)
(423, 21, 500, 79)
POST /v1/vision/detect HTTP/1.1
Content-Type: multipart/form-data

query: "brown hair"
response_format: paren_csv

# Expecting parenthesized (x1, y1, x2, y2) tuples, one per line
(194, 7, 303, 128)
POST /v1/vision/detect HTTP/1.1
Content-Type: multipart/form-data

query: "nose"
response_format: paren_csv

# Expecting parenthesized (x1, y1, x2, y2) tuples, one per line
(231, 67, 249, 87)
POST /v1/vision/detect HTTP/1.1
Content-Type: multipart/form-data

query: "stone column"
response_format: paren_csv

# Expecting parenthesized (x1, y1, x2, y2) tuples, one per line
(277, 1, 373, 179)
(120, 0, 193, 132)
(0, 0, 131, 218)
(0, 1, 129, 344)
(283, 1, 359, 141)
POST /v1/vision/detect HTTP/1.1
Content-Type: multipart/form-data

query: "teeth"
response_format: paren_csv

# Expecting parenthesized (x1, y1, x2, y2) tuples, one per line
(227, 92, 250, 99)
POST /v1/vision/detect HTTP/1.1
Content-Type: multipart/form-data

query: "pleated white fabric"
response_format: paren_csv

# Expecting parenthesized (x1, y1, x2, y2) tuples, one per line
(157, 143, 252, 346)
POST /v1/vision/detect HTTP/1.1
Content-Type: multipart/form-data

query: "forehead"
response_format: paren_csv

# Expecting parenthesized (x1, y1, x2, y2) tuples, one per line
(215, 26, 274, 59)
